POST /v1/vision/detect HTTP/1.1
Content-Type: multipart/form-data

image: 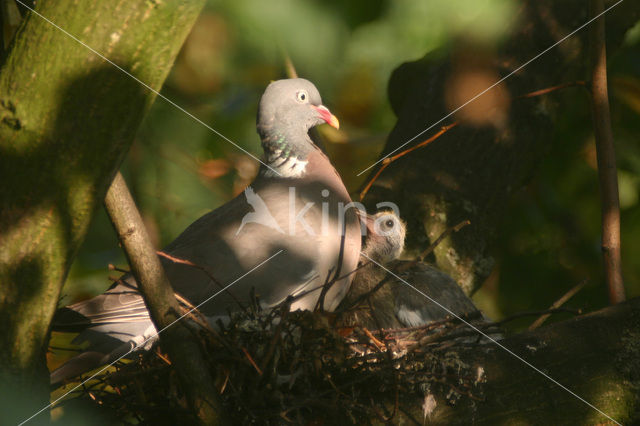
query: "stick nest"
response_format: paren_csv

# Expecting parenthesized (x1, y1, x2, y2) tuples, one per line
(60, 308, 494, 424)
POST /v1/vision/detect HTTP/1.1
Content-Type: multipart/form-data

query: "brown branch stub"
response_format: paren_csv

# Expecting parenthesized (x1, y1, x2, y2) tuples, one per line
(516, 80, 588, 99)
(241, 347, 263, 376)
(589, 0, 625, 305)
(417, 219, 471, 262)
(360, 122, 459, 201)
(529, 280, 587, 330)
(283, 50, 298, 79)
(362, 327, 385, 350)
(104, 172, 226, 425)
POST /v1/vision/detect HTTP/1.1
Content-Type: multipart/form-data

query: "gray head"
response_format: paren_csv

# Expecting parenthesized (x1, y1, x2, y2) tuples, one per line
(361, 211, 406, 263)
(257, 78, 339, 142)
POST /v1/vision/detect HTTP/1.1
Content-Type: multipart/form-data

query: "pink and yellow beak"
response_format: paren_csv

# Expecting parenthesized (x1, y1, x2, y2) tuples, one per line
(312, 105, 340, 129)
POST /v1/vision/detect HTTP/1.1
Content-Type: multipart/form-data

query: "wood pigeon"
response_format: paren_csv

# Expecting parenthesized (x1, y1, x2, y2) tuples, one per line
(340, 211, 491, 331)
(50, 78, 362, 385)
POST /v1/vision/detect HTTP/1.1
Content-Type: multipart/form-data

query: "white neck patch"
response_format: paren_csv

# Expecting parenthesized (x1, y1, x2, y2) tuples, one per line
(264, 151, 308, 178)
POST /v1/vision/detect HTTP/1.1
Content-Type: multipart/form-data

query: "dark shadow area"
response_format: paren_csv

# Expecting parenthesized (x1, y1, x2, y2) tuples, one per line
(361, 0, 640, 297)
(0, 63, 153, 422)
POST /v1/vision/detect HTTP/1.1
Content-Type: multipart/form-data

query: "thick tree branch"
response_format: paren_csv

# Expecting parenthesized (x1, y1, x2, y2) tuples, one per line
(589, 0, 625, 305)
(104, 172, 226, 425)
(0, 0, 204, 421)
(395, 297, 640, 424)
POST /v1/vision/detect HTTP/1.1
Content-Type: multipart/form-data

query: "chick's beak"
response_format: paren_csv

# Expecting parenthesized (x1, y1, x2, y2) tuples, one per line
(312, 105, 340, 129)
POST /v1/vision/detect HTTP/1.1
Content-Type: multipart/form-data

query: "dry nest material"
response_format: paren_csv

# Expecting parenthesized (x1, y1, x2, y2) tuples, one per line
(60, 308, 498, 424)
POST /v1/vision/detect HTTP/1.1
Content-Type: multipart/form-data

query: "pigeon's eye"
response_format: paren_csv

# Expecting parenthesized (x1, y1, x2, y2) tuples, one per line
(296, 90, 308, 103)
(385, 219, 394, 228)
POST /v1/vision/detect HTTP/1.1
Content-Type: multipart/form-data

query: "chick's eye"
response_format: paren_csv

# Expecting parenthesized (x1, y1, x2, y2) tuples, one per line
(296, 90, 308, 103)
(385, 219, 394, 228)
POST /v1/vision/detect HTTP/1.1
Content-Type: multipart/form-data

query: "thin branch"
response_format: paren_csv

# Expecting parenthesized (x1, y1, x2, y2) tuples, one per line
(259, 299, 291, 372)
(104, 171, 226, 425)
(359, 79, 592, 202)
(589, 0, 625, 304)
(359, 122, 459, 200)
(157, 250, 245, 311)
(108, 263, 130, 274)
(335, 270, 394, 313)
(492, 307, 582, 327)
(315, 226, 347, 311)
(241, 347, 263, 376)
(515, 80, 587, 99)
(362, 327, 385, 350)
(529, 280, 587, 330)
(416, 219, 471, 262)
(283, 51, 298, 79)
(354, 219, 471, 278)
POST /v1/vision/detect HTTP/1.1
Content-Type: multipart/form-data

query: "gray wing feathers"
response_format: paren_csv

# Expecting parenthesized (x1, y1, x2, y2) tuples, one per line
(393, 263, 480, 327)
(51, 178, 360, 385)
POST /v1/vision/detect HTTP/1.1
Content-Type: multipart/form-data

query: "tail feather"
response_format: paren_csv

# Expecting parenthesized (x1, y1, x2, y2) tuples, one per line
(50, 322, 158, 387)
(50, 341, 133, 386)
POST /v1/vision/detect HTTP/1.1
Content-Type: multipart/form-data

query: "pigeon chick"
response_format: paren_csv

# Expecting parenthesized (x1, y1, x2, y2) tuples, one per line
(339, 210, 492, 332)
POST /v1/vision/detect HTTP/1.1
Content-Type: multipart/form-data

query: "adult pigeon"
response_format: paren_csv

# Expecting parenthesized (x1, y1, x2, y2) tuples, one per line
(339, 210, 492, 332)
(51, 78, 361, 385)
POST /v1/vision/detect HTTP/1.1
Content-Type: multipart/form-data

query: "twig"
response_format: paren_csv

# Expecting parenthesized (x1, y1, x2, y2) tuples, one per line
(359, 122, 459, 200)
(48, 346, 82, 352)
(155, 350, 172, 366)
(359, 79, 593, 202)
(357, 219, 471, 280)
(589, 0, 625, 305)
(157, 250, 245, 311)
(283, 51, 298, 79)
(172, 292, 222, 342)
(411, 324, 462, 349)
(528, 280, 587, 330)
(515, 80, 587, 99)
(492, 307, 582, 327)
(416, 219, 471, 262)
(108, 263, 130, 274)
(104, 171, 226, 424)
(334, 270, 394, 313)
(219, 371, 229, 394)
(242, 347, 263, 376)
(259, 299, 291, 372)
(362, 327, 385, 350)
(366, 299, 401, 423)
(315, 229, 347, 311)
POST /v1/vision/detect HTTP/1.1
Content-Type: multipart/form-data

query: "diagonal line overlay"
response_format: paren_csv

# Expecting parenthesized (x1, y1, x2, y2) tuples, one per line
(357, 0, 624, 176)
(19, 250, 284, 425)
(13, 0, 281, 177)
(12, 0, 626, 423)
(361, 253, 621, 425)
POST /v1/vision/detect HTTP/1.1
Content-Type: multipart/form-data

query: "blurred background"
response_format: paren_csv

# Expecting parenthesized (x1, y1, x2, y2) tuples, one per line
(62, 0, 640, 332)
